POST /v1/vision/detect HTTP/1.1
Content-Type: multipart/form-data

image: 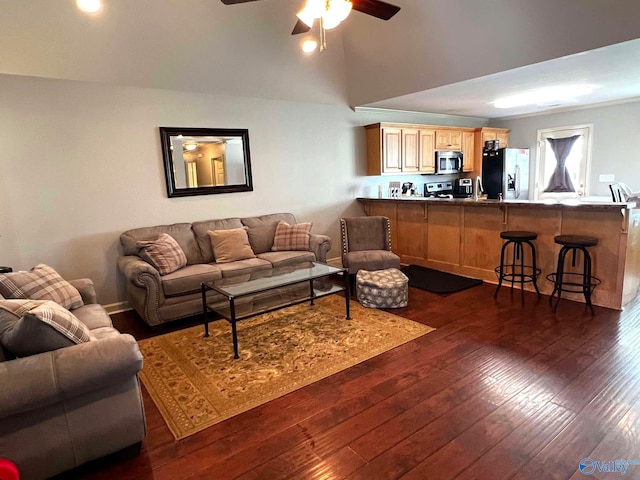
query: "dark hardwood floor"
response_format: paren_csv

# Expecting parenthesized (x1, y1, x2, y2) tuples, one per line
(66, 283, 640, 479)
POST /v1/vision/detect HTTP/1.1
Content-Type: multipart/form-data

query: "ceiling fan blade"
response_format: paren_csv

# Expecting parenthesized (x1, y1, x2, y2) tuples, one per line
(220, 0, 262, 5)
(351, 0, 401, 20)
(291, 19, 311, 35)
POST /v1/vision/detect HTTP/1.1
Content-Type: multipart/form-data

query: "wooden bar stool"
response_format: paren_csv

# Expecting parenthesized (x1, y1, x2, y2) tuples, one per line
(546, 234, 601, 314)
(494, 231, 541, 301)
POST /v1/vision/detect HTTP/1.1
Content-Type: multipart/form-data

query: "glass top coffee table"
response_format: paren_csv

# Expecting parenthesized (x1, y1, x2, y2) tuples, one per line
(201, 262, 350, 359)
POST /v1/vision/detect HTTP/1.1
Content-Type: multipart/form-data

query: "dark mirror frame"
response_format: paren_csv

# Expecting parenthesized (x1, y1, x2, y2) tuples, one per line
(159, 127, 253, 198)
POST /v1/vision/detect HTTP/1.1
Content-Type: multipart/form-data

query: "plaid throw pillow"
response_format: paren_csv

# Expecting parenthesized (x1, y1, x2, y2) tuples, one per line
(272, 221, 312, 251)
(0, 264, 84, 310)
(136, 233, 187, 275)
(0, 299, 92, 357)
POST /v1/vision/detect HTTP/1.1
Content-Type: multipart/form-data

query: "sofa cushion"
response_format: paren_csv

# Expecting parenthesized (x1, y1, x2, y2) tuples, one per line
(256, 251, 316, 268)
(241, 213, 298, 253)
(241, 213, 297, 230)
(0, 264, 84, 310)
(161, 264, 223, 297)
(216, 258, 272, 278)
(272, 221, 312, 251)
(0, 299, 92, 357)
(136, 233, 188, 275)
(73, 304, 113, 330)
(121, 222, 204, 265)
(192, 218, 244, 263)
(89, 326, 123, 341)
(208, 227, 256, 263)
(246, 225, 277, 254)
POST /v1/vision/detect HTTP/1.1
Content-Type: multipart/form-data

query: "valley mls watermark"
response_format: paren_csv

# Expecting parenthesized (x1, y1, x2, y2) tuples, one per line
(579, 458, 640, 476)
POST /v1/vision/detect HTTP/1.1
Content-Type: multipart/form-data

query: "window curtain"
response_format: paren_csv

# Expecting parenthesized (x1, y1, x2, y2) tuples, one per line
(543, 135, 580, 192)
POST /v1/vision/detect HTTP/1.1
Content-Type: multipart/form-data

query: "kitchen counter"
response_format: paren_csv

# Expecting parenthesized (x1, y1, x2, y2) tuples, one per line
(357, 197, 640, 310)
(358, 196, 636, 211)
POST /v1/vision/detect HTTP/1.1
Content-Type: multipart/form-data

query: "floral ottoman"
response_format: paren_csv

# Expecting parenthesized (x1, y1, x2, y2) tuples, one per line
(356, 268, 408, 308)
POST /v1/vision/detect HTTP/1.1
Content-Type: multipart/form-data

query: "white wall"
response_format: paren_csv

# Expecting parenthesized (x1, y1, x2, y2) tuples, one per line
(492, 100, 640, 197)
(0, 74, 485, 307)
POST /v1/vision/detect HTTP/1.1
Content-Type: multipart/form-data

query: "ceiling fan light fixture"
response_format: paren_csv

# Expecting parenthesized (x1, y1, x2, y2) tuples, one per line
(297, 0, 325, 27)
(298, 0, 352, 29)
(76, 0, 102, 14)
(301, 38, 318, 53)
(322, 0, 352, 29)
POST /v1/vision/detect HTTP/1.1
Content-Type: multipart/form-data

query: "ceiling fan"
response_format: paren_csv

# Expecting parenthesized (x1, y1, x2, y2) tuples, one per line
(220, 0, 401, 51)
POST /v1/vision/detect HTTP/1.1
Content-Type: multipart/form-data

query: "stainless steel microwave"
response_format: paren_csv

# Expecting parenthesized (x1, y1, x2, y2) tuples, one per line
(435, 151, 463, 175)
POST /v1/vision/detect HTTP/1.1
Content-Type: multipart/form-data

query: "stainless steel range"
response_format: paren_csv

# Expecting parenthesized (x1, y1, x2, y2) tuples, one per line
(424, 181, 454, 199)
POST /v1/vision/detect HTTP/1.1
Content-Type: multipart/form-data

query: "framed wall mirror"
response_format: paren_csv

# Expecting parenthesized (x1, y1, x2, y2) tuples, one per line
(159, 127, 253, 197)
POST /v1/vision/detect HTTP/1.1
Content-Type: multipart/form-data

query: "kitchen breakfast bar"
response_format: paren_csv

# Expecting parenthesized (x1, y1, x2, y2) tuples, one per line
(358, 197, 640, 310)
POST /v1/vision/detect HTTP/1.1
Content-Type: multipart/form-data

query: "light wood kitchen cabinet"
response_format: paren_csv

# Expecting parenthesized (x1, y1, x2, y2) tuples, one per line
(358, 197, 640, 311)
(462, 130, 475, 172)
(366, 123, 436, 175)
(418, 129, 436, 174)
(478, 127, 510, 149)
(435, 130, 462, 150)
(473, 127, 510, 176)
(395, 202, 427, 262)
(401, 128, 420, 173)
(381, 127, 402, 173)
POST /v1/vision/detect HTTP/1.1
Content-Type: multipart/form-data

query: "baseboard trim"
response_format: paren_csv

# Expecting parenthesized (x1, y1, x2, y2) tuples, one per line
(104, 301, 131, 315)
(326, 256, 343, 268)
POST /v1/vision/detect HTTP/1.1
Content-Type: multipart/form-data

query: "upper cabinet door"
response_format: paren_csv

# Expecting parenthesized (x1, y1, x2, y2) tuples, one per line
(496, 132, 509, 148)
(382, 127, 402, 173)
(402, 128, 420, 173)
(462, 131, 475, 172)
(435, 130, 462, 150)
(419, 129, 436, 173)
(481, 129, 510, 149)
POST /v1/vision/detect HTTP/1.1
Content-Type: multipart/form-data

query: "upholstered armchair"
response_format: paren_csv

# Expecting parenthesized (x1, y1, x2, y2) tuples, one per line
(340, 216, 401, 288)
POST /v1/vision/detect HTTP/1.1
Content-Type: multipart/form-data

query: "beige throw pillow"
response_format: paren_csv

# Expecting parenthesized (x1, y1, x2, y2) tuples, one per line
(272, 221, 312, 251)
(0, 264, 84, 310)
(136, 233, 187, 275)
(208, 228, 256, 263)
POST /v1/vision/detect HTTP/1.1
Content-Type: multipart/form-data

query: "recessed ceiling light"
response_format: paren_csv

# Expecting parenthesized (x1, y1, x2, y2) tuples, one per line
(493, 84, 594, 109)
(76, 0, 102, 14)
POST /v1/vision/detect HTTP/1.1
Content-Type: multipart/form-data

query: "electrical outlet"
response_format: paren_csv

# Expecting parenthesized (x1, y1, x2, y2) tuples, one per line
(599, 174, 615, 183)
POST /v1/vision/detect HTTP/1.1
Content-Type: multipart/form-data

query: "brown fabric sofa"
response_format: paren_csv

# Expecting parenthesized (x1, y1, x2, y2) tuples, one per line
(0, 279, 146, 480)
(117, 213, 331, 327)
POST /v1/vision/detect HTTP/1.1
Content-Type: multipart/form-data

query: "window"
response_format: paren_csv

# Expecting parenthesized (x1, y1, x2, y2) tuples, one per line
(534, 124, 593, 200)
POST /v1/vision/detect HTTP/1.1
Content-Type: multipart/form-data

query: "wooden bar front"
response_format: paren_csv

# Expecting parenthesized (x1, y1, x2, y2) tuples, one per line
(358, 197, 640, 310)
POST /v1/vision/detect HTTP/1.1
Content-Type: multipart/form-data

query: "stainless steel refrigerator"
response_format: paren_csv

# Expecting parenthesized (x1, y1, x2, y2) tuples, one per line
(481, 147, 530, 199)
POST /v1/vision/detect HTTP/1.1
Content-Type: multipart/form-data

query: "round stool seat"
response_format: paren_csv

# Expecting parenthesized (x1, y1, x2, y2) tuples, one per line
(500, 231, 538, 241)
(554, 235, 598, 247)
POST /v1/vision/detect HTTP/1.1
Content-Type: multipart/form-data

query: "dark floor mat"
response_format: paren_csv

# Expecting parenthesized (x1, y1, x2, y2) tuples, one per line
(401, 264, 483, 294)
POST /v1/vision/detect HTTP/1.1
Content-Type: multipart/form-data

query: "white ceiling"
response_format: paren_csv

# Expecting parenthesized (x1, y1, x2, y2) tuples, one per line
(360, 38, 640, 119)
(2, 0, 640, 121)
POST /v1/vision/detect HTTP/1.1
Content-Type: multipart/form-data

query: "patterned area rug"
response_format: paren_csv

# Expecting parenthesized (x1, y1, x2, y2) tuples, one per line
(138, 295, 434, 440)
